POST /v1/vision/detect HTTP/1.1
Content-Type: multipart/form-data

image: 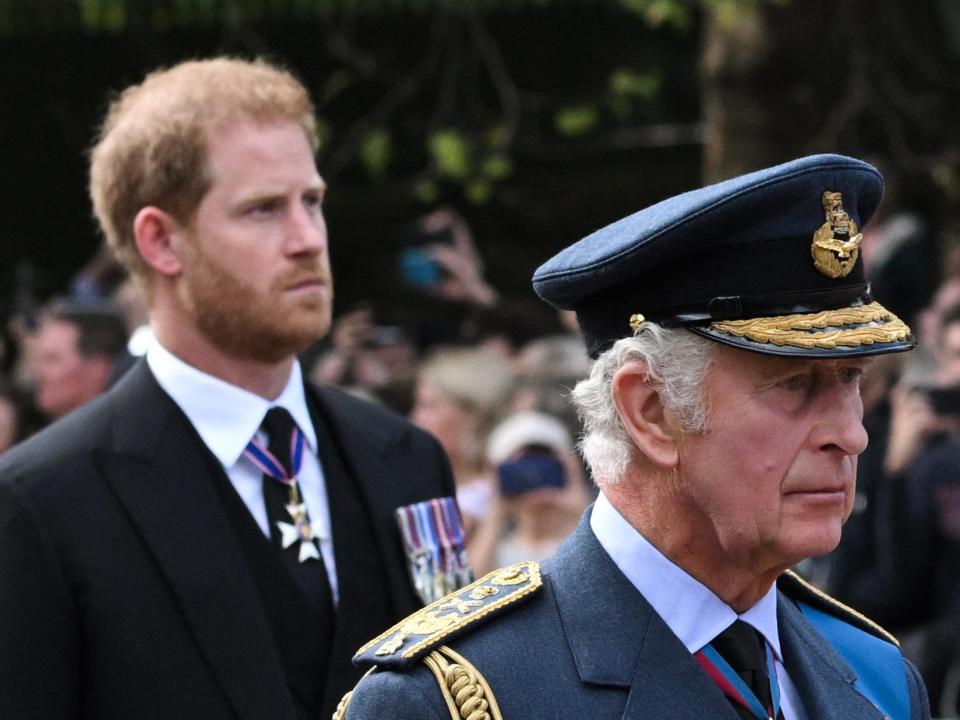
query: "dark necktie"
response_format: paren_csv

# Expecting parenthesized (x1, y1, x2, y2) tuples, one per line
(709, 620, 784, 720)
(259, 408, 335, 614)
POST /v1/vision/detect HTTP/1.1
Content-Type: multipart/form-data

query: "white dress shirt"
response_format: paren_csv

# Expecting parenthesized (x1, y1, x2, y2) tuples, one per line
(590, 492, 808, 719)
(147, 341, 339, 603)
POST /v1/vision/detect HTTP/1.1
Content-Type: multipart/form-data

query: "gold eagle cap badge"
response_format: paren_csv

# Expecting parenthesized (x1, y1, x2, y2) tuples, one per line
(811, 191, 862, 279)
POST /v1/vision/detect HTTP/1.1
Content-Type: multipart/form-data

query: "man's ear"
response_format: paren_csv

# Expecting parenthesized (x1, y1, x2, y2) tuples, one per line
(133, 207, 186, 277)
(611, 360, 680, 468)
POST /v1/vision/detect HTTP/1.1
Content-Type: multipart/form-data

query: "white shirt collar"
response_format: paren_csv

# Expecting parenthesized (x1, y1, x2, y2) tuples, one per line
(146, 340, 317, 468)
(590, 491, 783, 661)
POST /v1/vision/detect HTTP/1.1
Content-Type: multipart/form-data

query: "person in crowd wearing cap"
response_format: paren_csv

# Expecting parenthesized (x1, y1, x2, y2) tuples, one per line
(336, 154, 929, 720)
(467, 410, 590, 575)
(0, 58, 459, 720)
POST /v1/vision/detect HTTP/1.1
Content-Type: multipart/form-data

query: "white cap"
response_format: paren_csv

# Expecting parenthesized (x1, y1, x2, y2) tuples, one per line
(487, 411, 572, 465)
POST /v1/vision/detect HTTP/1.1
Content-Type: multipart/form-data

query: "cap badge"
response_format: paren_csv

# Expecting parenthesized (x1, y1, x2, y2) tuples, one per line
(812, 191, 862, 279)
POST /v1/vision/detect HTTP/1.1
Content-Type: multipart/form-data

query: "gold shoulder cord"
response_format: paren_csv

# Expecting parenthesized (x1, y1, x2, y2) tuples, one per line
(332, 668, 376, 720)
(785, 569, 899, 646)
(423, 645, 504, 720)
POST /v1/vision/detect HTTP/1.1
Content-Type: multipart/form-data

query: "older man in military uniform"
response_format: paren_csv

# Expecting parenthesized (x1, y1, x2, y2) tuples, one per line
(336, 154, 930, 719)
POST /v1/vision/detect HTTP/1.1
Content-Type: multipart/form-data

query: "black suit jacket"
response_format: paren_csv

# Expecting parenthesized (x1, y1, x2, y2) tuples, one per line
(0, 360, 455, 719)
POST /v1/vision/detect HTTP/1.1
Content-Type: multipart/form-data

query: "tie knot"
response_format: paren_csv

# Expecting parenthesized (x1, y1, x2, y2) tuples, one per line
(261, 407, 298, 476)
(712, 620, 765, 672)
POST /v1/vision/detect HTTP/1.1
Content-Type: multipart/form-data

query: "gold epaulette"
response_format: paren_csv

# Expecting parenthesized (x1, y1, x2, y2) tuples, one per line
(780, 569, 899, 646)
(424, 645, 503, 720)
(353, 561, 542, 668)
(332, 668, 374, 720)
(333, 647, 502, 720)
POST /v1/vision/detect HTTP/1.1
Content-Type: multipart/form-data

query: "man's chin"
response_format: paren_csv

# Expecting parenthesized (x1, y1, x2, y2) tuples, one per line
(216, 322, 330, 365)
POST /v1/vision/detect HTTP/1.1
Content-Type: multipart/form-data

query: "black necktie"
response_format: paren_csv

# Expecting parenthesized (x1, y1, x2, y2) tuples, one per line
(711, 620, 783, 720)
(260, 408, 335, 614)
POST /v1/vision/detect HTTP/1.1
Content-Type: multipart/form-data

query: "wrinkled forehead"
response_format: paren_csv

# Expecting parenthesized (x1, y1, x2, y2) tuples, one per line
(711, 343, 873, 381)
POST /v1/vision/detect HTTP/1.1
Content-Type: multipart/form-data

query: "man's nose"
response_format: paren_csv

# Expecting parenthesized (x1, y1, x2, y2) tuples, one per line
(811, 387, 869, 456)
(285, 204, 327, 255)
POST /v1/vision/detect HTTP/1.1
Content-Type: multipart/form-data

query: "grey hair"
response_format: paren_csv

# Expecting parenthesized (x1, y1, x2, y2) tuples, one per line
(571, 325, 716, 486)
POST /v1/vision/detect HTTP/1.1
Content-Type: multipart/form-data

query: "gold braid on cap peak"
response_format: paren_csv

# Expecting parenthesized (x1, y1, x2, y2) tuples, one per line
(709, 302, 911, 350)
(424, 646, 503, 720)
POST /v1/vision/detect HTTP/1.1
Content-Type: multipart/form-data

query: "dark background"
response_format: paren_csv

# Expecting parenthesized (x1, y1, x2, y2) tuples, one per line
(2, 0, 959, 341)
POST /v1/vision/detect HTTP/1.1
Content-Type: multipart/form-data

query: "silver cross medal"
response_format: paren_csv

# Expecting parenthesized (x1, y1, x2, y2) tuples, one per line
(277, 501, 322, 563)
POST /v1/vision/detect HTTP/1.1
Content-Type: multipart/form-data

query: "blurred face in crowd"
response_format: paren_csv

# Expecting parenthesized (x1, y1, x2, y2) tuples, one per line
(937, 320, 960, 383)
(176, 118, 332, 363)
(32, 320, 112, 419)
(645, 348, 868, 584)
(410, 380, 476, 470)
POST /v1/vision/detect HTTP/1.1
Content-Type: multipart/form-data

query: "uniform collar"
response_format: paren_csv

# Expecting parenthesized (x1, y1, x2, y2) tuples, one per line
(146, 340, 317, 468)
(590, 491, 783, 661)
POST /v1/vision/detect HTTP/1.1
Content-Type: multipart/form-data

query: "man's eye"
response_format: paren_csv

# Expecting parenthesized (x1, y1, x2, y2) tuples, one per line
(839, 367, 863, 384)
(249, 200, 279, 215)
(781, 376, 807, 391)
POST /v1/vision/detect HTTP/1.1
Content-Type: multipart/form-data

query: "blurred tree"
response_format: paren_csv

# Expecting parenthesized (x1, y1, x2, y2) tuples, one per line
(703, 0, 960, 193)
(2, 0, 957, 335)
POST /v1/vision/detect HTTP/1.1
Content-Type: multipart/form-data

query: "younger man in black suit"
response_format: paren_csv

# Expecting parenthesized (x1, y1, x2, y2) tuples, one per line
(0, 58, 456, 720)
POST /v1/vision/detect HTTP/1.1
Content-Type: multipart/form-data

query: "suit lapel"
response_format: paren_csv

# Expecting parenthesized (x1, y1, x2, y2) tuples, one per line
(309, 386, 428, 615)
(96, 362, 297, 720)
(310, 386, 439, 714)
(778, 592, 887, 719)
(546, 516, 740, 720)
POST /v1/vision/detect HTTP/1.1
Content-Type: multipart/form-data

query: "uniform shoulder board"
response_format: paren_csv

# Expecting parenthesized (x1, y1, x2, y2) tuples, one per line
(354, 560, 542, 669)
(779, 569, 898, 645)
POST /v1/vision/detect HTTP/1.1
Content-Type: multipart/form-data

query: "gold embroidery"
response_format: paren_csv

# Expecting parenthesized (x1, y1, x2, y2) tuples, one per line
(374, 612, 461, 656)
(439, 599, 484, 614)
(468, 585, 499, 600)
(489, 566, 528, 586)
(423, 646, 504, 720)
(812, 191, 862, 278)
(356, 561, 542, 661)
(710, 302, 910, 350)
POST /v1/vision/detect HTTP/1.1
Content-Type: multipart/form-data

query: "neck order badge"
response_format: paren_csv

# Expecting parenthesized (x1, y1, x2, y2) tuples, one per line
(244, 409, 321, 563)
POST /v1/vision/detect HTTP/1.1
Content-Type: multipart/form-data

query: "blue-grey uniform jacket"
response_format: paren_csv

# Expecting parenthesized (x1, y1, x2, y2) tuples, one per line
(342, 513, 929, 720)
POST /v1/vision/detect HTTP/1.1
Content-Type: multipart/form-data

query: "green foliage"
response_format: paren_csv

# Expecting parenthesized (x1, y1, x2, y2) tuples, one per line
(414, 179, 440, 205)
(3, 0, 720, 207)
(554, 105, 600, 137)
(481, 154, 512, 182)
(465, 179, 492, 205)
(359, 128, 393, 180)
(610, 68, 660, 99)
(429, 130, 471, 181)
(80, 0, 125, 33)
(619, 0, 693, 30)
(700, 0, 787, 28)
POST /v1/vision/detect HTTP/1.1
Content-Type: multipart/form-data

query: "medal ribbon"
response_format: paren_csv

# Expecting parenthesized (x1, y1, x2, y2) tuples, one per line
(395, 497, 474, 604)
(242, 425, 306, 485)
(694, 640, 781, 720)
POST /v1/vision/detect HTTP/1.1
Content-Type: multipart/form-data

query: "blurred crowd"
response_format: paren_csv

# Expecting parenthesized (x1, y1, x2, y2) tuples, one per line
(0, 206, 595, 580)
(6, 192, 960, 715)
